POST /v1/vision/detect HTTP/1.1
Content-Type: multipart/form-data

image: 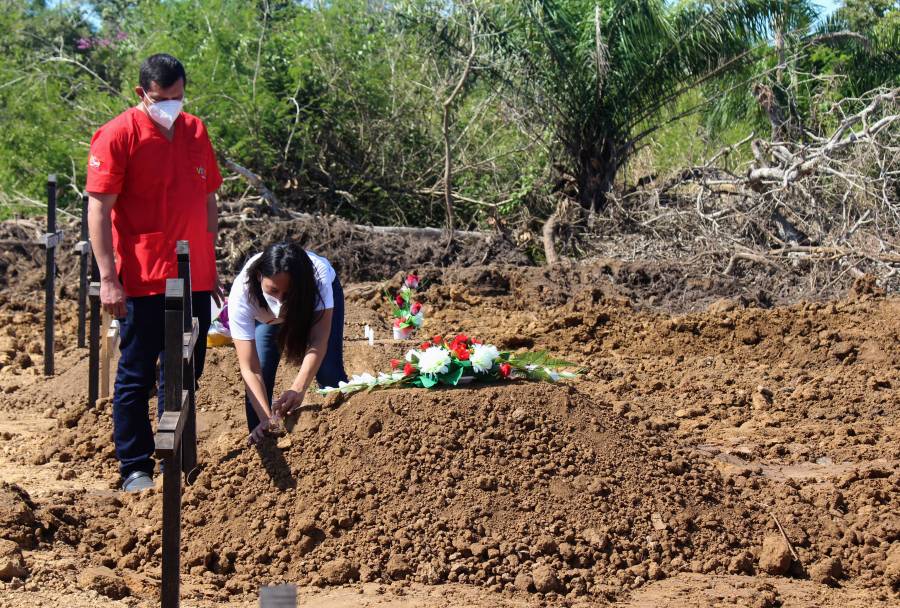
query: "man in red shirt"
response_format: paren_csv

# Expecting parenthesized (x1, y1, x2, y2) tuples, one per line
(86, 54, 223, 492)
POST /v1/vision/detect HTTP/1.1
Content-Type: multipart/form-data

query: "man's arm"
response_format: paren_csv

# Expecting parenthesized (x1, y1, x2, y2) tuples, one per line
(87, 193, 126, 318)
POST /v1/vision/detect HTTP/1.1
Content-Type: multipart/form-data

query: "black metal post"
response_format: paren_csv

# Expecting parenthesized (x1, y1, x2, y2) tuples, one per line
(77, 193, 90, 348)
(43, 175, 57, 376)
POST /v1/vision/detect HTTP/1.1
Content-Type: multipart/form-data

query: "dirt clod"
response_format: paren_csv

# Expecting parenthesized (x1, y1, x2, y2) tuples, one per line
(320, 558, 360, 585)
(75, 566, 129, 599)
(759, 535, 793, 575)
(809, 557, 843, 585)
(0, 539, 27, 581)
(531, 564, 561, 594)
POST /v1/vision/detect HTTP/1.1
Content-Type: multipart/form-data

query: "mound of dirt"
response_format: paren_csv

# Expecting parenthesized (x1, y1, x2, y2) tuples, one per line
(47, 383, 811, 600)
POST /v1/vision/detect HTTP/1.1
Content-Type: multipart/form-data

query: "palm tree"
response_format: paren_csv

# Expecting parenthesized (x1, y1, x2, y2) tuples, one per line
(479, 0, 815, 211)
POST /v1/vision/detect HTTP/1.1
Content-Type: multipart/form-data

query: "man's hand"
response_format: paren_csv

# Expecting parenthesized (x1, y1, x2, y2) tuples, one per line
(248, 417, 273, 445)
(100, 276, 127, 318)
(212, 270, 225, 308)
(273, 390, 303, 417)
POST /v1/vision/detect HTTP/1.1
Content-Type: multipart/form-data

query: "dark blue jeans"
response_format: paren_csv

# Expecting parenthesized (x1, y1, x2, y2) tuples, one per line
(113, 292, 212, 479)
(244, 278, 348, 430)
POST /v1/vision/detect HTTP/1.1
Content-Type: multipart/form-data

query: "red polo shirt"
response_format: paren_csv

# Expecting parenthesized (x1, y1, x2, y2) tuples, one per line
(86, 107, 223, 297)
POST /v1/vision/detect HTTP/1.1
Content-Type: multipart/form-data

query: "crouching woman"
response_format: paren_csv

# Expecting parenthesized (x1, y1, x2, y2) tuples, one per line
(228, 241, 348, 443)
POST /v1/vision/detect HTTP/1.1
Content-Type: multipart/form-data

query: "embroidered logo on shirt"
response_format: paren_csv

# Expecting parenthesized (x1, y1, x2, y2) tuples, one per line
(196, 166, 206, 180)
(89, 155, 102, 169)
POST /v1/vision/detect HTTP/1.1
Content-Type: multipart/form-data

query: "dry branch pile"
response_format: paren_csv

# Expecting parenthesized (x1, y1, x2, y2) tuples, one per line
(545, 87, 900, 293)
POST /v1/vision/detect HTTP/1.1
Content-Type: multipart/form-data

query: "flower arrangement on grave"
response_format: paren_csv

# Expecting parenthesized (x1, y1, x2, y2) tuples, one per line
(389, 273, 424, 340)
(319, 334, 580, 394)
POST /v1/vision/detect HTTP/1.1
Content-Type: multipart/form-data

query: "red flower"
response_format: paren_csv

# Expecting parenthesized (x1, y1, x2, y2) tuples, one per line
(454, 333, 469, 344)
(395, 294, 405, 306)
(420, 341, 432, 350)
(411, 301, 422, 315)
(390, 359, 400, 369)
(432, 335, 443, 345)
(455, 347, 470, 361)
(393, 318, 401, 327)
(499, 363, 512, 378)
(471, 338, 481, 345)
(405, 273, 420, 289)
(403, 363, 415, 376)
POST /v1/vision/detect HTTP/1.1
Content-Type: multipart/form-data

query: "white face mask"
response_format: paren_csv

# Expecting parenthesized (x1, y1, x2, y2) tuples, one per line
(144, 96, 183, 130)
(263, 292, 284, 317)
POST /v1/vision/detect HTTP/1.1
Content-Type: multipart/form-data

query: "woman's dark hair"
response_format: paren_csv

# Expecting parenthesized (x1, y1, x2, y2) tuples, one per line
(139, 53, 187, 90)
(247, 242, 322, 361)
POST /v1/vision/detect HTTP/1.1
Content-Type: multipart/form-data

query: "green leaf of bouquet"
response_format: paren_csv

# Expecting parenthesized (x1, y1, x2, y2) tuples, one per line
(510, 350, 578, 369)
(419, 374, 438, 388)
(438, 366, 464, 386)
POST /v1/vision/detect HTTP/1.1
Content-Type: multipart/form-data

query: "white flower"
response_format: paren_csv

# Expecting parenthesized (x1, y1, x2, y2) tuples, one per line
(350, 372, 377, 386)
(411, 312, 424, 327)
(405, 349, 419, 362)
(417, 346, 451, 375)
(470, 344, 499, 374)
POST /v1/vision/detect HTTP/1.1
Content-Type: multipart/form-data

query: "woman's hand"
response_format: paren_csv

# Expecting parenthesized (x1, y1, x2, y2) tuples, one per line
(248, 417, 273, 445)
(273, 389, 303, 417)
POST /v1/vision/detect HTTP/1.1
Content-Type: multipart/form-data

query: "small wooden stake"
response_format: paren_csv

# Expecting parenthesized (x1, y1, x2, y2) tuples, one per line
(100, 310, 113, 399)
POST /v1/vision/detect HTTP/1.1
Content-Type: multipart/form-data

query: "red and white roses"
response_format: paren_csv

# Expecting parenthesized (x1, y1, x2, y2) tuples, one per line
(320, 334, 579, 394)
(390, 272, 424, 340)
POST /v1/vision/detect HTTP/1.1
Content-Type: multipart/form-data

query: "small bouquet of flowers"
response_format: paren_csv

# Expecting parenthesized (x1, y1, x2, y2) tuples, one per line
(390, 273, 424, 340)
(319, 334, 579, 395)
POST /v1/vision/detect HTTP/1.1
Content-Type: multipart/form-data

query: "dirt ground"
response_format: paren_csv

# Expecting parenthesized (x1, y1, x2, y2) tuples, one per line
(0, 217, 898, 607)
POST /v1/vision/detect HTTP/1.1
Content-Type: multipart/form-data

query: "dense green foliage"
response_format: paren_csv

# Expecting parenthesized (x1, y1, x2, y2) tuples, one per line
(0, 0, 896, 224)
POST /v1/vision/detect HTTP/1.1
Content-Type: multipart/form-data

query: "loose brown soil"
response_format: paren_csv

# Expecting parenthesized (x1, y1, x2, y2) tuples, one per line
(0, 216, 897, 607)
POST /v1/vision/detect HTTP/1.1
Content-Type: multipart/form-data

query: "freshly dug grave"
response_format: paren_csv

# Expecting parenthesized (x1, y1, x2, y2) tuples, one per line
(73, 382, 761, 600)
(46, 380, 897, 602)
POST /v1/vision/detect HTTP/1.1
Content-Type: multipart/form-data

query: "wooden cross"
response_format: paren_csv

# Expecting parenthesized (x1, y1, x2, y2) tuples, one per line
(154, 241, 200, 608)
(40, 175, 63, 376)
(75, 193, 91, 348)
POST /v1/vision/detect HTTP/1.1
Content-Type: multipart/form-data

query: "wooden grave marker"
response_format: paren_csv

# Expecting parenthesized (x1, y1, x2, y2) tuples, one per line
(153, 242, 200, 608)
(40, 174, 63, 376)
(75, 193, 90, 348)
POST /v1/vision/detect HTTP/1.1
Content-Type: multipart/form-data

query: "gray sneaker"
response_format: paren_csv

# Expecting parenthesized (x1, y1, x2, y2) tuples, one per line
(121, 470, 154, 492)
